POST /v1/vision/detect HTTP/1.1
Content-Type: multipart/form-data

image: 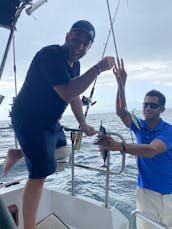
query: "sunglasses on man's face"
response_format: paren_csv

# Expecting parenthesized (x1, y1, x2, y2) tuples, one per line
(143, 102, 161, 109)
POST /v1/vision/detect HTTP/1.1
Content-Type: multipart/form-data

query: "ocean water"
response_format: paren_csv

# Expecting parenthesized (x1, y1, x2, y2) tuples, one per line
(0, 110, 172, 219)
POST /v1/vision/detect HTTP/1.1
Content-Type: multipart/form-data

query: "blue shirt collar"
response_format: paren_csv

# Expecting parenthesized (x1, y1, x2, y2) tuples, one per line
(141, 118, 163, 131)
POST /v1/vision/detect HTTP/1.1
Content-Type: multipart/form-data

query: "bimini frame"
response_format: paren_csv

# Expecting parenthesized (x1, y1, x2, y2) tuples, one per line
(0, 1, 27, 81)
(0, 0, 47, 81)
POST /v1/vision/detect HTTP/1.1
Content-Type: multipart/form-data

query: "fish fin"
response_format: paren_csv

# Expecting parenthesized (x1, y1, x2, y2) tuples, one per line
(131, 109, 140, 129)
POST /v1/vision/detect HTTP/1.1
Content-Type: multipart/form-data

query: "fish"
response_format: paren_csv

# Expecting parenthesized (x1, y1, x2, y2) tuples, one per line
(99, 122, 109, 167)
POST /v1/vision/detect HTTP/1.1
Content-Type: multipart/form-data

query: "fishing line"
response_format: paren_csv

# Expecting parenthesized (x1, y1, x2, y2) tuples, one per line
(101, 0, 121, 59)
(106, 0, 120, 63)
(106, 0, 134, 143)
(83, 0, 122, 119)
(83, 0, 121, 117)
(74, 0, 122, 149)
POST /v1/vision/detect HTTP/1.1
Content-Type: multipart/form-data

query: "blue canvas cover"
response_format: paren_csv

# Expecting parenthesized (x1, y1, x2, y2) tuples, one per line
(0, 0, 21, 29)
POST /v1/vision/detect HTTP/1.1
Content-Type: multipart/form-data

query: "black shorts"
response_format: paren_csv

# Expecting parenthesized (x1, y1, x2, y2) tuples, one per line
(11, 116, 66, 179)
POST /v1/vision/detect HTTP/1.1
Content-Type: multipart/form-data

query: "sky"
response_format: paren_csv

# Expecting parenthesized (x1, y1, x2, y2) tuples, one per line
(0, 0, 172, 120)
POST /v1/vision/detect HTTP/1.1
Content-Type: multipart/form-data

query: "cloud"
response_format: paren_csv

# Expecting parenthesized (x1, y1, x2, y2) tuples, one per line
(128, 61, 172, 84)
(0, 76, 23, 90)
(1, 0, 172, 119)
(86, 60, 172, 87)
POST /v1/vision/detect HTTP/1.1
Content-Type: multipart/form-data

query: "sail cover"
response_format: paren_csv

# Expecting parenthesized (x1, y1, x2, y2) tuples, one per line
(0, 0, 21, 29)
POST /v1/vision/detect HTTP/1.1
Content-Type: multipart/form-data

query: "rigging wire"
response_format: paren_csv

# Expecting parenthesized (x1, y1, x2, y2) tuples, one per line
(12, 35, 18, 149)
(12, 36, 18, 97)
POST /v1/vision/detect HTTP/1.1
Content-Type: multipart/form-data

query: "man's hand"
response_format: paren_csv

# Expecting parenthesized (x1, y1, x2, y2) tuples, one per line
(94, 134, 120, 151)
(113, 58, 127, 86)
(81, 123, 95, 136)
(95, 56, 115, 74)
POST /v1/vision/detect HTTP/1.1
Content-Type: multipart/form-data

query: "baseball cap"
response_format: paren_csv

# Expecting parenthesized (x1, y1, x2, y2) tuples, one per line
(70, 20, 95, 42)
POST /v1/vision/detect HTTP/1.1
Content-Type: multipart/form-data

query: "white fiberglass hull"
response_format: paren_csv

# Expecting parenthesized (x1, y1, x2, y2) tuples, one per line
(0, 182, 129, 229)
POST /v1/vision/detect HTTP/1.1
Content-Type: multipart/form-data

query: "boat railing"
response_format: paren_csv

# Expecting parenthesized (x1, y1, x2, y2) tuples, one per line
(0, 126, 126, 209)
(0, 126, 13, 130)
(129, 210, 171, 229)
(64, 127, 126, 208)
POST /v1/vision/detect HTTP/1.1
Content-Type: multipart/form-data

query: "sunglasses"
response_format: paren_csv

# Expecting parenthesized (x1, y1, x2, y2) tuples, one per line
(143, 102, 161, 109)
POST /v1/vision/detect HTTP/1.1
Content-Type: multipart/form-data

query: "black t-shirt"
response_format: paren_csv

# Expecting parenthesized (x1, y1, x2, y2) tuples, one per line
(12, 45, 80, 127)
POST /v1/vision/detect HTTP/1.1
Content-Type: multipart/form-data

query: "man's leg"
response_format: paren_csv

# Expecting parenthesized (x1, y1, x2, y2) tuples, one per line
(2, 148, 23, 176)
(162, 193, 172, 227)
(136, 188, 163, 229)
(23, 177, 46, 229)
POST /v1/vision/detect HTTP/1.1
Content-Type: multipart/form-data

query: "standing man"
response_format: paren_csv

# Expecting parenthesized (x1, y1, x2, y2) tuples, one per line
(9, 20, 115, 229)
(95, 59, 172, 228)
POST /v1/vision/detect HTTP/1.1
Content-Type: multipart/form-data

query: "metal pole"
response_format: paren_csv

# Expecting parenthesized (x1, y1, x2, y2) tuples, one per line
(71, 131, 75, 196)
(0, 2, 26, 81)
(129, 210, 170, 229)
(105, 151, 110, 208)
(0, 27, 15, 80)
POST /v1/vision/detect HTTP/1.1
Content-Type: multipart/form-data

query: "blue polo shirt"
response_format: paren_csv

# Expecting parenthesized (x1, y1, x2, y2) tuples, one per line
(131, 117, 172, 194)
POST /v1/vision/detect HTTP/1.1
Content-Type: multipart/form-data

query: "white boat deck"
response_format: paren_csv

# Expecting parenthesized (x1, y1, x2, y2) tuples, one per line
(0, 182, 129, 229)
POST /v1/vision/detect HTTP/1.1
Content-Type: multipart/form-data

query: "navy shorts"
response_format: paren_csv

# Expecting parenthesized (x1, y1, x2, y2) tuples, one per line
(11, 116, 66, 179)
